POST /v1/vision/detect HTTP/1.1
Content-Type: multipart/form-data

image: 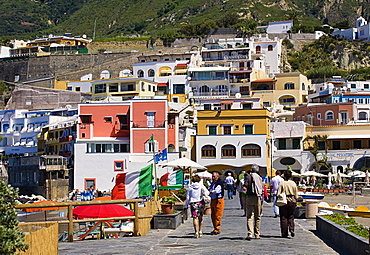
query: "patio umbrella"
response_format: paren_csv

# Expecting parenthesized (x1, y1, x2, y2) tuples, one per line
(158, 157, 207, 171)
(301, 171, 326, 177)
(92, 196, 112, 201)
(347, 170, 366, 178)
(195, 171, 212, 178)
(72, 204, 134, 219)
(337, 172, 350, 178)
(328, 172, 332, 187)
(22, 200, 67, 221)
(291, 171, 301, 177)
(22, 200, 66, 213)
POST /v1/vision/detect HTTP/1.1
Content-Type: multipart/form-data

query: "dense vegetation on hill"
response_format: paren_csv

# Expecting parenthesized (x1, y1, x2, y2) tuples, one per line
(0, 0, 369, 39)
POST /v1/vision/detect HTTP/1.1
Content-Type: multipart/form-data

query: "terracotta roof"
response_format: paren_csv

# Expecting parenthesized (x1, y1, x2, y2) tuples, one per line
(251, 78, 276, 83)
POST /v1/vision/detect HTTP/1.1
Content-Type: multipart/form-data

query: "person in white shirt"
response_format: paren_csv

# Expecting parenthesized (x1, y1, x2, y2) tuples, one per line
(225, 173, 235, 199)
(270, 170, 284, 218)
(185, 175, 210, 238)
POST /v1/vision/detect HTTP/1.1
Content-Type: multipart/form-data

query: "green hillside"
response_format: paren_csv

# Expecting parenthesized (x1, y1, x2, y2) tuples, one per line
(0, 0, 369, 39)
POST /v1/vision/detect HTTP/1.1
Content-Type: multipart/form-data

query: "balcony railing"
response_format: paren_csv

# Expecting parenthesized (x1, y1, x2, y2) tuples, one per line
(192, 91, 229, 97)
(132, 121, 166, 128)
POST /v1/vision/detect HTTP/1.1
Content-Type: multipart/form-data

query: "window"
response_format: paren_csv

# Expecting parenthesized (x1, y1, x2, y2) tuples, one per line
(317, 113, 322, 120)
(146, 112, 155, 127)
(351, 84, 356, 88)
(208, 126, 217, 135)
(173, 84, 185, 94)
(80, 115, 92, 123)
(96, 144, 113, 153)
(223, 126, 232, 135)
(109, 83, 119, 92)
(242, 103, 252, 109)
(113, 144, 129, 152)
(256, 46, 261, 54)
(201, 145, 216, 158)
(268, 45, 273, 51)
(325, 111, 334, 120)
(353, 140, 362, 149)
(318, 141, 326, 150)
(104, 116, 112, 122)
(117, 114, 128, 130)
(138, 70, 144, 78)
(284, 82, 295, 89)
(364, 84, 369, 89)
(114, 161, 124, 171)
(172, 97, 178, 103)
(148, 69, 155, 77)
(332, 141, 341, 150)
(145, 140, 158, 153)
(244, 125, 253, 134)
(204, 104, 211, 110)
(85, 178, 96, 190)
(95, 84, 106, 93)
(292, 138, 300, 149)
(141, 82, 145, 91)
(67, 87, 72, 91)
(278, 139, 286, 150)
(241, 144, 261, 157)
(359, 112, 367, 120)
(221, 145, 236, 157)
(75, 87, 81, 92)
(168, 144, 175, 152)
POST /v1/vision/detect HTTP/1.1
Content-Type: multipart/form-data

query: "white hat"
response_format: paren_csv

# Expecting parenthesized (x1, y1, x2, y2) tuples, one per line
(228, 173, 231, 176)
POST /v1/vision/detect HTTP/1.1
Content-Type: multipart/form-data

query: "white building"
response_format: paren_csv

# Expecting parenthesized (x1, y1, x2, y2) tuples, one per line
(266, 20, 293, 34)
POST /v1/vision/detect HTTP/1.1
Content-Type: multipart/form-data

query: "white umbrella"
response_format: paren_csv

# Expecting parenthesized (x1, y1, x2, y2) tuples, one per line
(337, 172, 342, 185)
(291, 171, 301, 177)
(301, 171, 326, 177)
(158, 157, 207, 170)
(347, 170, 366, 178)
(337, 172, 350, 178)
(194, 171, 212, 178)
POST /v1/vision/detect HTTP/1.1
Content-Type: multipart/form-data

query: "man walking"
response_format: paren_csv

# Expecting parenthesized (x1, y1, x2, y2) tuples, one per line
(225, 173, 235, 199)
(244, 165, 263, 240)
(270, 170, 284, 218)
(209, 172, 224, 235)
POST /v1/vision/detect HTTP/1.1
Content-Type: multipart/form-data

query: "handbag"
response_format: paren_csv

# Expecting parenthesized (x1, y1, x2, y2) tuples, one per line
(276, 182, 287, 206)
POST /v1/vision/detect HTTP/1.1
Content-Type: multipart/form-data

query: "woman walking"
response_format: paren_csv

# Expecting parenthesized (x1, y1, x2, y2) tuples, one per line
(185, 175, 210, 238)
(277, 170, 298, 238)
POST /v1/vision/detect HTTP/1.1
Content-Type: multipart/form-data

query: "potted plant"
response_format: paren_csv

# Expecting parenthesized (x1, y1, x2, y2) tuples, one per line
(161, 196, 177, 215)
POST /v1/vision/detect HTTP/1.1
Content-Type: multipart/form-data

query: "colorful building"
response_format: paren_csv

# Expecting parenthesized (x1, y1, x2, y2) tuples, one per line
(195, 100, 270, 177)
(74, 98, 179, 190)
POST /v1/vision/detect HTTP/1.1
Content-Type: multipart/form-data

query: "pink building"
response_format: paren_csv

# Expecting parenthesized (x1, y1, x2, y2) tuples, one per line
(293, 103, 354, 126)
(74, 98, 179, 190)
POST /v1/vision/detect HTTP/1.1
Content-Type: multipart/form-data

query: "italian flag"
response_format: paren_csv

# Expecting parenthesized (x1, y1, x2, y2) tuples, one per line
(159, 170, 183, 188)
(112, 164, 153, 199)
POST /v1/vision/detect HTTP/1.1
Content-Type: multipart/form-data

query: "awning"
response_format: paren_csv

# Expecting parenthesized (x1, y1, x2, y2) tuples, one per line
(160, 70, 172, 73)
(176, 64, 187, 68)
(251, 78, 276, 83)
(328, 135, 370, 139)
(221, 100, 233, 104)
(229, 70, 252, 74)
(157, 83, 168, 87)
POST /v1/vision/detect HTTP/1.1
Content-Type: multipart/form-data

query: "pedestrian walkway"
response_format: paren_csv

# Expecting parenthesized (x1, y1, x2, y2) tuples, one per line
(59, 198, 341, 254)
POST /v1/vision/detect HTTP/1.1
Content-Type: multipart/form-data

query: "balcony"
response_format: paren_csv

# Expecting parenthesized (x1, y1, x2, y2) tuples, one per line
(191, 91, 229, 97)
(132, 121, 166, 128)
(59, 136, 73, 143)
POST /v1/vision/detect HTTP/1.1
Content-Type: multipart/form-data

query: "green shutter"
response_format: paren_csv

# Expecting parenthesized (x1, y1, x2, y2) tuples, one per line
(278, 139, 286, 150)
(244, 125, 253, 134)
(209, 126, 216, 135)
(293, 138, 300, 149)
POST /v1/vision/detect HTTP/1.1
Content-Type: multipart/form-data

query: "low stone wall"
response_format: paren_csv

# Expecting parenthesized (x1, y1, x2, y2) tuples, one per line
(316, 215, 369, 255)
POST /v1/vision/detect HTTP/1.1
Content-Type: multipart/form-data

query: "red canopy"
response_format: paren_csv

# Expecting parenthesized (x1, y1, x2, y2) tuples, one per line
(72, 204, 134, 219)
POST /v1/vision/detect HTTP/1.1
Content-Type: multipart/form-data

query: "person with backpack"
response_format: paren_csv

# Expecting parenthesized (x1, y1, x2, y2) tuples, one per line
(243, 165, 263, 240)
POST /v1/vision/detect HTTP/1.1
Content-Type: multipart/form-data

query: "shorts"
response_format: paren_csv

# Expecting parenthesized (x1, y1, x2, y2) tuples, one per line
(190, 201, 205, 218)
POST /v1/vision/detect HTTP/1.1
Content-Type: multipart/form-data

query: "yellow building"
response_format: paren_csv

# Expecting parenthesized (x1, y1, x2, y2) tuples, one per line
(195, 104, 271, 178)
(91, 78, 158, 99)
(251, 72, 310, 108)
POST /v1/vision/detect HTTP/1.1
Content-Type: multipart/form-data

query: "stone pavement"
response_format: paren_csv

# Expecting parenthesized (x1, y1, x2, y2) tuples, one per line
(59, 197, 343, 255)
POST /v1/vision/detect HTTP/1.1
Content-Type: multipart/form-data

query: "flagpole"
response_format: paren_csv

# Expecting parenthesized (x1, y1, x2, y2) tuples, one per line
(152, 133, 159, 201)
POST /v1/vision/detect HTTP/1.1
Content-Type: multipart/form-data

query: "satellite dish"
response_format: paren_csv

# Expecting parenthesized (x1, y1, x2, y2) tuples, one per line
(235, 93, 241, 98)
